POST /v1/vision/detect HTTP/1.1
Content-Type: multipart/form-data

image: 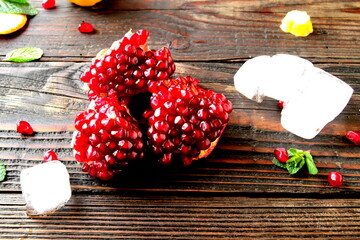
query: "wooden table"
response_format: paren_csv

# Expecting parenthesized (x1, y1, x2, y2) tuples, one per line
(1, 0, 360, 239)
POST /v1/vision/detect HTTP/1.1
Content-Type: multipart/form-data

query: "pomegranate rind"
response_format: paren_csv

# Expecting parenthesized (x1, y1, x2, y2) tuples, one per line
(195, 125, 226, 160)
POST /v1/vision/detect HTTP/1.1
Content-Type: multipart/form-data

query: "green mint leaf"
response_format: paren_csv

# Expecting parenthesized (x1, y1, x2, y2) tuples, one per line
(4, 47, 43, 62)
(272, 158, 287, 169)
(4, 0, 29, 4)
(287, 148, 303, 158)
(0, 0, 38, 16)
(286, 156, 305, 175)
(304, 151, 318, 175)
(0, 161, 6, 182)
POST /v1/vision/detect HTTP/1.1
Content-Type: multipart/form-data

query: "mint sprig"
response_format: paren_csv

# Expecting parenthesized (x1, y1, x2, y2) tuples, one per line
(303, 151, 318, 175)
(272, 148, 318, 175)
(0, 0, 38, 16)
(5, 0, 29, 4)
(0, 161, 6, 182)
(4, 47, 43, 62)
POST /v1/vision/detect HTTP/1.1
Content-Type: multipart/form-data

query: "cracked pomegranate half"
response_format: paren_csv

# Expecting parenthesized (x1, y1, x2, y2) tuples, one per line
(80, 29, 176, 100)
(146, 77, 232, 166)
(73, 29, 232, 180)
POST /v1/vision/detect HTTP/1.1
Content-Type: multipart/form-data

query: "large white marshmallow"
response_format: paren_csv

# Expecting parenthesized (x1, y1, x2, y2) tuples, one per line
(234, 54, 354, 139)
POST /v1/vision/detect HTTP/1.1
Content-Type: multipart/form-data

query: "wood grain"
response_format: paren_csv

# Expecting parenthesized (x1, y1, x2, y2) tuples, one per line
(1, 1, 360, 238)
(0, 61, 358, 195)
(0, 1, 359, 61)
(1, 193, 360, 239)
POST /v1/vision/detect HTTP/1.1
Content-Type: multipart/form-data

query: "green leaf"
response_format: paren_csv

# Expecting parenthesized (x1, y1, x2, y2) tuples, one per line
(0, 161, 6, 182)
(0, 0, 38, 16)
(4, 47, 43, 62)
(287, 148, 303, 158)
(304, 151, 318, 175)
(4, 0, 29, 4)
(286, 156, 305, 175)
(272, 158, 287, 169)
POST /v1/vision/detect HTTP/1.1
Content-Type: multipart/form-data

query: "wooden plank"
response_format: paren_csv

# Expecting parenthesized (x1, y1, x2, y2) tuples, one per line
(0, 1, 359, 61)
(1, 193, 360, 239)
(0, 61, 359, 194)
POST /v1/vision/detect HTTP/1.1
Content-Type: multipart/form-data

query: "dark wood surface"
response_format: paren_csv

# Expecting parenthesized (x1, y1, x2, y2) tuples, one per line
(1, 0, 359, 239)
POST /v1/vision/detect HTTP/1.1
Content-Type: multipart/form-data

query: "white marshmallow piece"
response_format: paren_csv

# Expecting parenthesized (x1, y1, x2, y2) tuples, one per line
(234, 55, 271, 102)
(21, 161, 72, 215)
(281, 67, 353, 139)
(234, 54, 354, 139)
(261, 54, 314, 102)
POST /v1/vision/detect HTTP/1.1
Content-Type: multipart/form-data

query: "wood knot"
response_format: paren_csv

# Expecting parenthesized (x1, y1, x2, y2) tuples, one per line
(169, 37, 190, 50)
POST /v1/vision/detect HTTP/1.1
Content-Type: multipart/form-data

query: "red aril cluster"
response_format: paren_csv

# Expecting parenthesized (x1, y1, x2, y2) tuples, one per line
(72, 97, 145, 180)
(80, 29, 176, 100)
(73, 30, 232, 180)
(146, 77, 232, 165)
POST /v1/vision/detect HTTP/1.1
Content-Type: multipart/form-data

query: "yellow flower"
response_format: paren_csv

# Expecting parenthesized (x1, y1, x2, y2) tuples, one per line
(280, 10, 313, 37)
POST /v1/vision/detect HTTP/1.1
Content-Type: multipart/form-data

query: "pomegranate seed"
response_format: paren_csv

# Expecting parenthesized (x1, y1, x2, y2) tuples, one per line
(44, 150, 58, 163)
(328, 172, 343, 187)
(42, 0, 56, 9)
(274, 148, 289, 162)
(346, 131, 360, 145)
(16, 121, 34, 135)
(78, 21, 94, 33)
(278, 100, 285, 109)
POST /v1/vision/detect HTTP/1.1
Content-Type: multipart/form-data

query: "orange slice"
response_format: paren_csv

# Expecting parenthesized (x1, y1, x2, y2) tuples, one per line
(0, 13, 27, 35)
(67, 0, 102, 7)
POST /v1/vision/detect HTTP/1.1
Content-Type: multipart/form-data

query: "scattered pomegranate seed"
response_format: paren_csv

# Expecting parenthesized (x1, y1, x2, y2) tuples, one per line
(44, 150, 58, 163)
(42, 0, 56, 9)
(328, 171, 343, 187)
(16, 121, 34, 135)
(274, 148, 289, 162)
(78, 21, 94, 33)
(346, 131, 360, 145)
(277, 100, 285, 109)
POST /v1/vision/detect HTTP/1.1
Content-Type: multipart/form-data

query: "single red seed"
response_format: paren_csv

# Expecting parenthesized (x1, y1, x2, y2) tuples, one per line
(346, 131, 360, 145)
(16, 121, 34, 135)
(274, 148, 289, 163)
(328, 172, 343, 187)
(78, 21, 94, 33)
(44, 150, 58, 163)
(42, 0, 56, 9)
(278, 101, 285, 109)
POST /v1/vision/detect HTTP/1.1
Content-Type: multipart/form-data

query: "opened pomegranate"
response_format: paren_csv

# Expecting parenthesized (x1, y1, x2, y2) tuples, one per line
(73, 30, 232, 180)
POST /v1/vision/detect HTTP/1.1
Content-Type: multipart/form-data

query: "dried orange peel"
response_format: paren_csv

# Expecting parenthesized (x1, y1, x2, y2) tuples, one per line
(280, 10, 313, 37)
(0, 13, 27, 35)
